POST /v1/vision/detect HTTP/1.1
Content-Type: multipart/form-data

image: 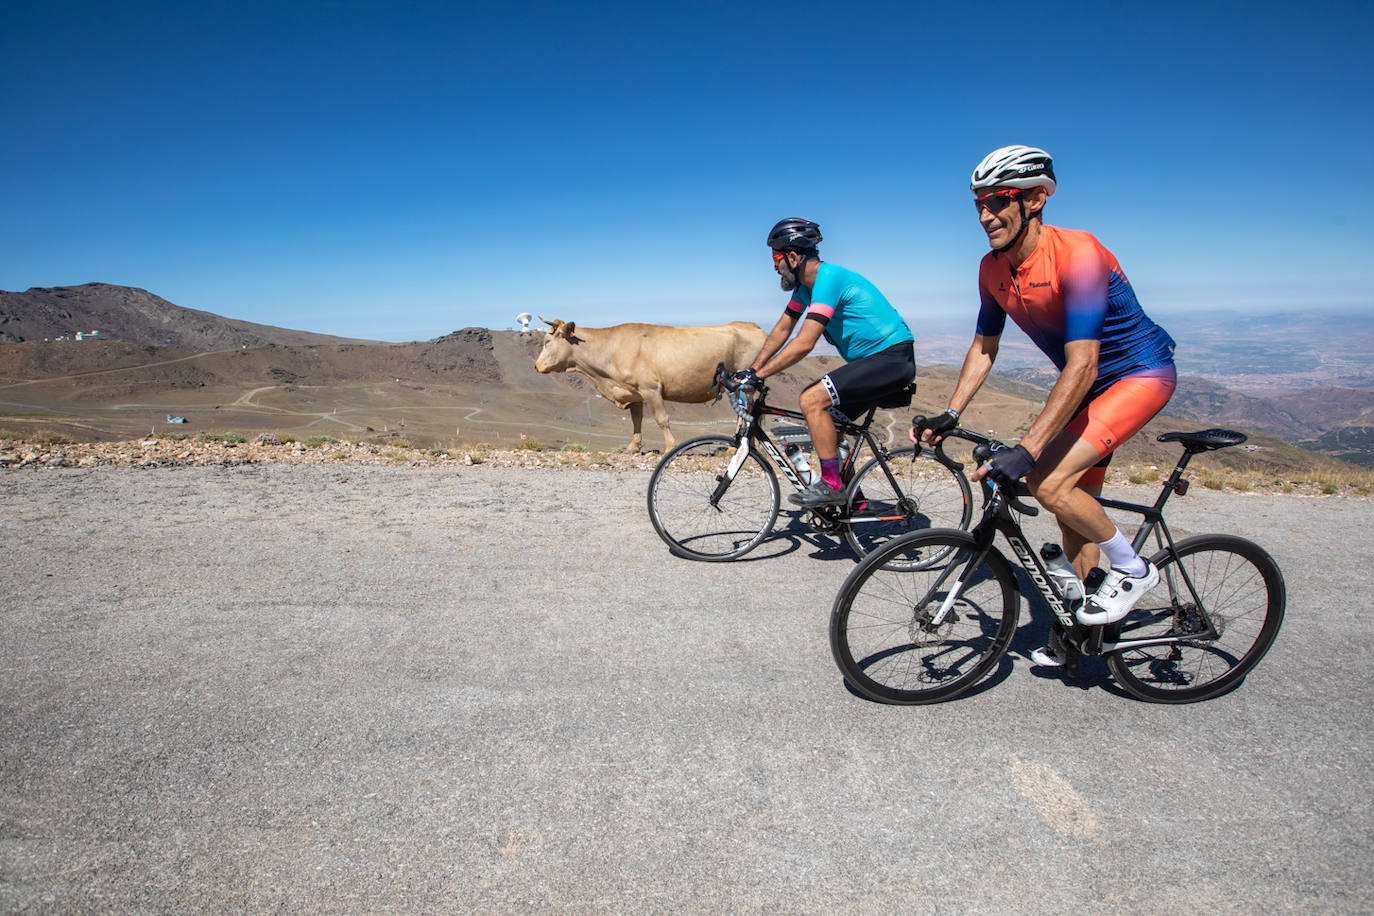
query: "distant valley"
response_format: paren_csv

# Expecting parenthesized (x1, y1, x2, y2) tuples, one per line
(2, 283, 1371, 470)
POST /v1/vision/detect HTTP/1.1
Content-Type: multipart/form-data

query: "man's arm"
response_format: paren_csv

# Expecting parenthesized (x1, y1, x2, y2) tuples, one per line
(756, 317, 824, 379)
(946, 333, 1000, 415)
(1019, 338, 1099, 458)
(751, 312, 798, 372)
(916, 332, 999, 445)
(1016, 240, 1110, 457)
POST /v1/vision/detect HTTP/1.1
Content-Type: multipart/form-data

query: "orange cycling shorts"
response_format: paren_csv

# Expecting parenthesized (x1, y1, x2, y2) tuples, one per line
(1068, 366, 1177, 489)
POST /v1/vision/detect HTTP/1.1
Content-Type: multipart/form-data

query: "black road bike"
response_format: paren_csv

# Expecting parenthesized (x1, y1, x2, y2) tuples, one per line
(829, 423, 1286, 704)
(647, 374, 972, 566)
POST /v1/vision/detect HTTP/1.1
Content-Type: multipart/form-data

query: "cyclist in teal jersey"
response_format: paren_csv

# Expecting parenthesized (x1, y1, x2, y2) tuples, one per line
(730, 218, 915, 507)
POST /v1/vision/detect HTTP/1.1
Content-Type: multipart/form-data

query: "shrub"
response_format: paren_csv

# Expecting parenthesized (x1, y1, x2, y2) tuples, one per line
(514, 437, 545, 452)
(303, 435, 339, 448)
(560, 442, 588, 453)
(386, 438, 412, 449)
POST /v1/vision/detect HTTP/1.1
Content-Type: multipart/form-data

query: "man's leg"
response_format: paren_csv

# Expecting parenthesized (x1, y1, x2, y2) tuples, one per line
(1030, 435, 1108, 576)
(800, 382, 842, 488)
(1027, 435, 1118, 550)
(1032, 371, 1177, 628)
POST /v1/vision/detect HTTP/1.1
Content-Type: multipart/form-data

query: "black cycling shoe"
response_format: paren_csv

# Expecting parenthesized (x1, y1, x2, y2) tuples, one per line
(788, 480, 846, 507)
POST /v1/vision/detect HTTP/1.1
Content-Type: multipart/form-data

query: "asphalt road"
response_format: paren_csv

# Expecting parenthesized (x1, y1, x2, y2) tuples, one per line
(2, 464, 1370, 913)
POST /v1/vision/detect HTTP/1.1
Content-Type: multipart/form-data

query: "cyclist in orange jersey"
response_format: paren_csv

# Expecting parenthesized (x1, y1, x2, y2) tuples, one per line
(917, 146, 1177, 666)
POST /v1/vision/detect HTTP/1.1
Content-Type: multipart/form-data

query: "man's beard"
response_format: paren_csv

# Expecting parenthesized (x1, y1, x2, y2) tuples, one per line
(777, 260, 799, 291)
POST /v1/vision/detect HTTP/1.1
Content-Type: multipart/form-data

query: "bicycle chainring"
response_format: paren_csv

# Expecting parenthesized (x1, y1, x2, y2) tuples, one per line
(806, 508, 843, 534)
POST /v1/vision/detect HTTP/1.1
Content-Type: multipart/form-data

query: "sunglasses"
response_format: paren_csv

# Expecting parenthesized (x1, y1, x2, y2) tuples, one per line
(771, 251, 787, 261)
(975, 189, 1023, 215)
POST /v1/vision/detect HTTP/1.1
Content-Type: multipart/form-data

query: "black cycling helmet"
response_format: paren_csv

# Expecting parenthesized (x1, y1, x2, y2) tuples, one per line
(767, 218, 822, 252)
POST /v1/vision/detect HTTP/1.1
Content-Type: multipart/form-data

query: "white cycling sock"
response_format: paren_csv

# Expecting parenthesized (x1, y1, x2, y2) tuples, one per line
(1097, 529, 1147, 577)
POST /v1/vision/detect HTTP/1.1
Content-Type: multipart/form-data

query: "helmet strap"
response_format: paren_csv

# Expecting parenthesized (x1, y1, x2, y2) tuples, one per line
(995, 198, 1032, 254)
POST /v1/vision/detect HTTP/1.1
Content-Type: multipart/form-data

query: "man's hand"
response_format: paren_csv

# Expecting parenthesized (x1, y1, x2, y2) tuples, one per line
(975, 442, 1035, 487)
(724, 368, 760, 392)
(911, 410, 958, 445)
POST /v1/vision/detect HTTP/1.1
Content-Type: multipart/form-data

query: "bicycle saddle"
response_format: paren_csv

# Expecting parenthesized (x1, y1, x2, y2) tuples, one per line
(1157, 428, 1248, 452)
(871, 383, 916, 409)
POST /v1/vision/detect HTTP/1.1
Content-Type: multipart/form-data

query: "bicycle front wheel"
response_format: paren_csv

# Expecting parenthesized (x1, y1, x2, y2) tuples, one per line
(830, 529, 1020, 704)
(843, 446, 972, 569)
(647, 434, 780, 561)
(1106, 534, 1285, 703)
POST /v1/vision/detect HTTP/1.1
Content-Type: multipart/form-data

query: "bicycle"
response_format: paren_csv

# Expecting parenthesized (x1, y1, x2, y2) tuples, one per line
(646, 371, 972, 566)
(829, 422, 1286, 704)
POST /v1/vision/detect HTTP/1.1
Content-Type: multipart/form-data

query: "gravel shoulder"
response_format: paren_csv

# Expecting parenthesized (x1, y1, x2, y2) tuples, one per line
(2, 460, 1371, 913)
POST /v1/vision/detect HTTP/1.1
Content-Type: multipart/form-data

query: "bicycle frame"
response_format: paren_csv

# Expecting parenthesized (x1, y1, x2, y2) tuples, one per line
(923, 431, 1221, 658)
(718, 385, 929, 526)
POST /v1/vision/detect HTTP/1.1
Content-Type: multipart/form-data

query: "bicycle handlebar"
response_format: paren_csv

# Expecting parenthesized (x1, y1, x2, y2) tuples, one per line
(714, 366, 765, 422)
(912, 415, 1041, 517)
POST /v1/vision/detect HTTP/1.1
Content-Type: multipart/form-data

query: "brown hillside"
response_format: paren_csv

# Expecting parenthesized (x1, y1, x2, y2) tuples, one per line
(0, 283, 376, 349)
(0, 321, 1363, 476)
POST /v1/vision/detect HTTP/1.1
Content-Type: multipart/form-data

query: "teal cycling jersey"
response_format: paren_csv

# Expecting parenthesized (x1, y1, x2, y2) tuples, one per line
(785, 262, 914, 361)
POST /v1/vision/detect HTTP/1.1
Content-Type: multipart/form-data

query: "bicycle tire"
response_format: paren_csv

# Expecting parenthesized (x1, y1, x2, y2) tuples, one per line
(830, 529, 1020, 704)
(646, 434, 780, 561)
(1106, 534, 1285, 703)
(842, 446, 973, 569)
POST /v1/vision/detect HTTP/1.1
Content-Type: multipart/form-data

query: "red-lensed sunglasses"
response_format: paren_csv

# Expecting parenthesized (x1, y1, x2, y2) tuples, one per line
(975, 189, 1023, 214)
(771, 251, 787, 261)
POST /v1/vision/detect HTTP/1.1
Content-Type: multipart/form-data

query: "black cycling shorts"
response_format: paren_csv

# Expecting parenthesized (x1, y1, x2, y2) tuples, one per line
(808, 340, 915, 420)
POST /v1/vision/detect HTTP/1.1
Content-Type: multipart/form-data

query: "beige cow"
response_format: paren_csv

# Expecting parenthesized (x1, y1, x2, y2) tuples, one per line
(534, 317, 766, 453)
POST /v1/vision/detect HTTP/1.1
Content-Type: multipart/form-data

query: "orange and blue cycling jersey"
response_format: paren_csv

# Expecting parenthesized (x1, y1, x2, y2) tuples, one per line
(975, 224, 1175, 398)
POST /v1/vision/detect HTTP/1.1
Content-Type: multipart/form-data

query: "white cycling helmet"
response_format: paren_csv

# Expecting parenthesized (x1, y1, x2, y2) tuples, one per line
(970, 145, 1056, 196)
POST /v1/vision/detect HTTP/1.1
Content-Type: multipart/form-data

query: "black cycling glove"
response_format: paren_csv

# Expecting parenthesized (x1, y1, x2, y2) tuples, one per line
(985, 443, 1035, 486)
(917, 410, 959, 440)
(726, 368, 760, 391)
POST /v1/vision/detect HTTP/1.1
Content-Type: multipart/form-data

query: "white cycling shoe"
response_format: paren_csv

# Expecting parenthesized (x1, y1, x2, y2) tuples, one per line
(1029, 644, 1068, 667)
(1075, 561, 1160, 626)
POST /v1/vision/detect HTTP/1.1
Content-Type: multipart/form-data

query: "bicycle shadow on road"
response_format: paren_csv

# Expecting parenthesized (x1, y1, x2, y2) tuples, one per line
(712, 516, 865, 564)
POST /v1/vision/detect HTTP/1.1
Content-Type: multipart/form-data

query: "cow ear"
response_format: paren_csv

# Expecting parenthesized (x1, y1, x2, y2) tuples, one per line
(565, 321, 576, 337)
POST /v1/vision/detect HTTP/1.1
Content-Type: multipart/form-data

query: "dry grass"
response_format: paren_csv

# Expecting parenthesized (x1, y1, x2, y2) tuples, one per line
(1111, 462, 1374, 497)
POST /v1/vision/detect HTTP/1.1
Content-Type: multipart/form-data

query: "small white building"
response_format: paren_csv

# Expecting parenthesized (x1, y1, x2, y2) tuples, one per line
(75, 330, 102, 340)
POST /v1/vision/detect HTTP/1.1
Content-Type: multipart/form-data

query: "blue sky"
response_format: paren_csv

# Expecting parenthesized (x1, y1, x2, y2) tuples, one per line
(3, 0, 1370, 342)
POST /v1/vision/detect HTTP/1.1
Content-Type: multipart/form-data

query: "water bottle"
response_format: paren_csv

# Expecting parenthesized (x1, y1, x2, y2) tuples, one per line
(783, 442, 818, 484)
(1040, 543, 1085, 612)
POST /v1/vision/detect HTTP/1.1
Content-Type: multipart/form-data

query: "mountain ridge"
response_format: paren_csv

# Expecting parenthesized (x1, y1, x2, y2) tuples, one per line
(2, 283, 1371, 468)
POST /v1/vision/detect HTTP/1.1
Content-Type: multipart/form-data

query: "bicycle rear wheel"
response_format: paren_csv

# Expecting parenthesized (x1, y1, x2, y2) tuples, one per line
(647, 434, 780, 561)
(830, 529, 1020, 704)
(1106, 534, 1285, 703)
(843, 446, 972, 570)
